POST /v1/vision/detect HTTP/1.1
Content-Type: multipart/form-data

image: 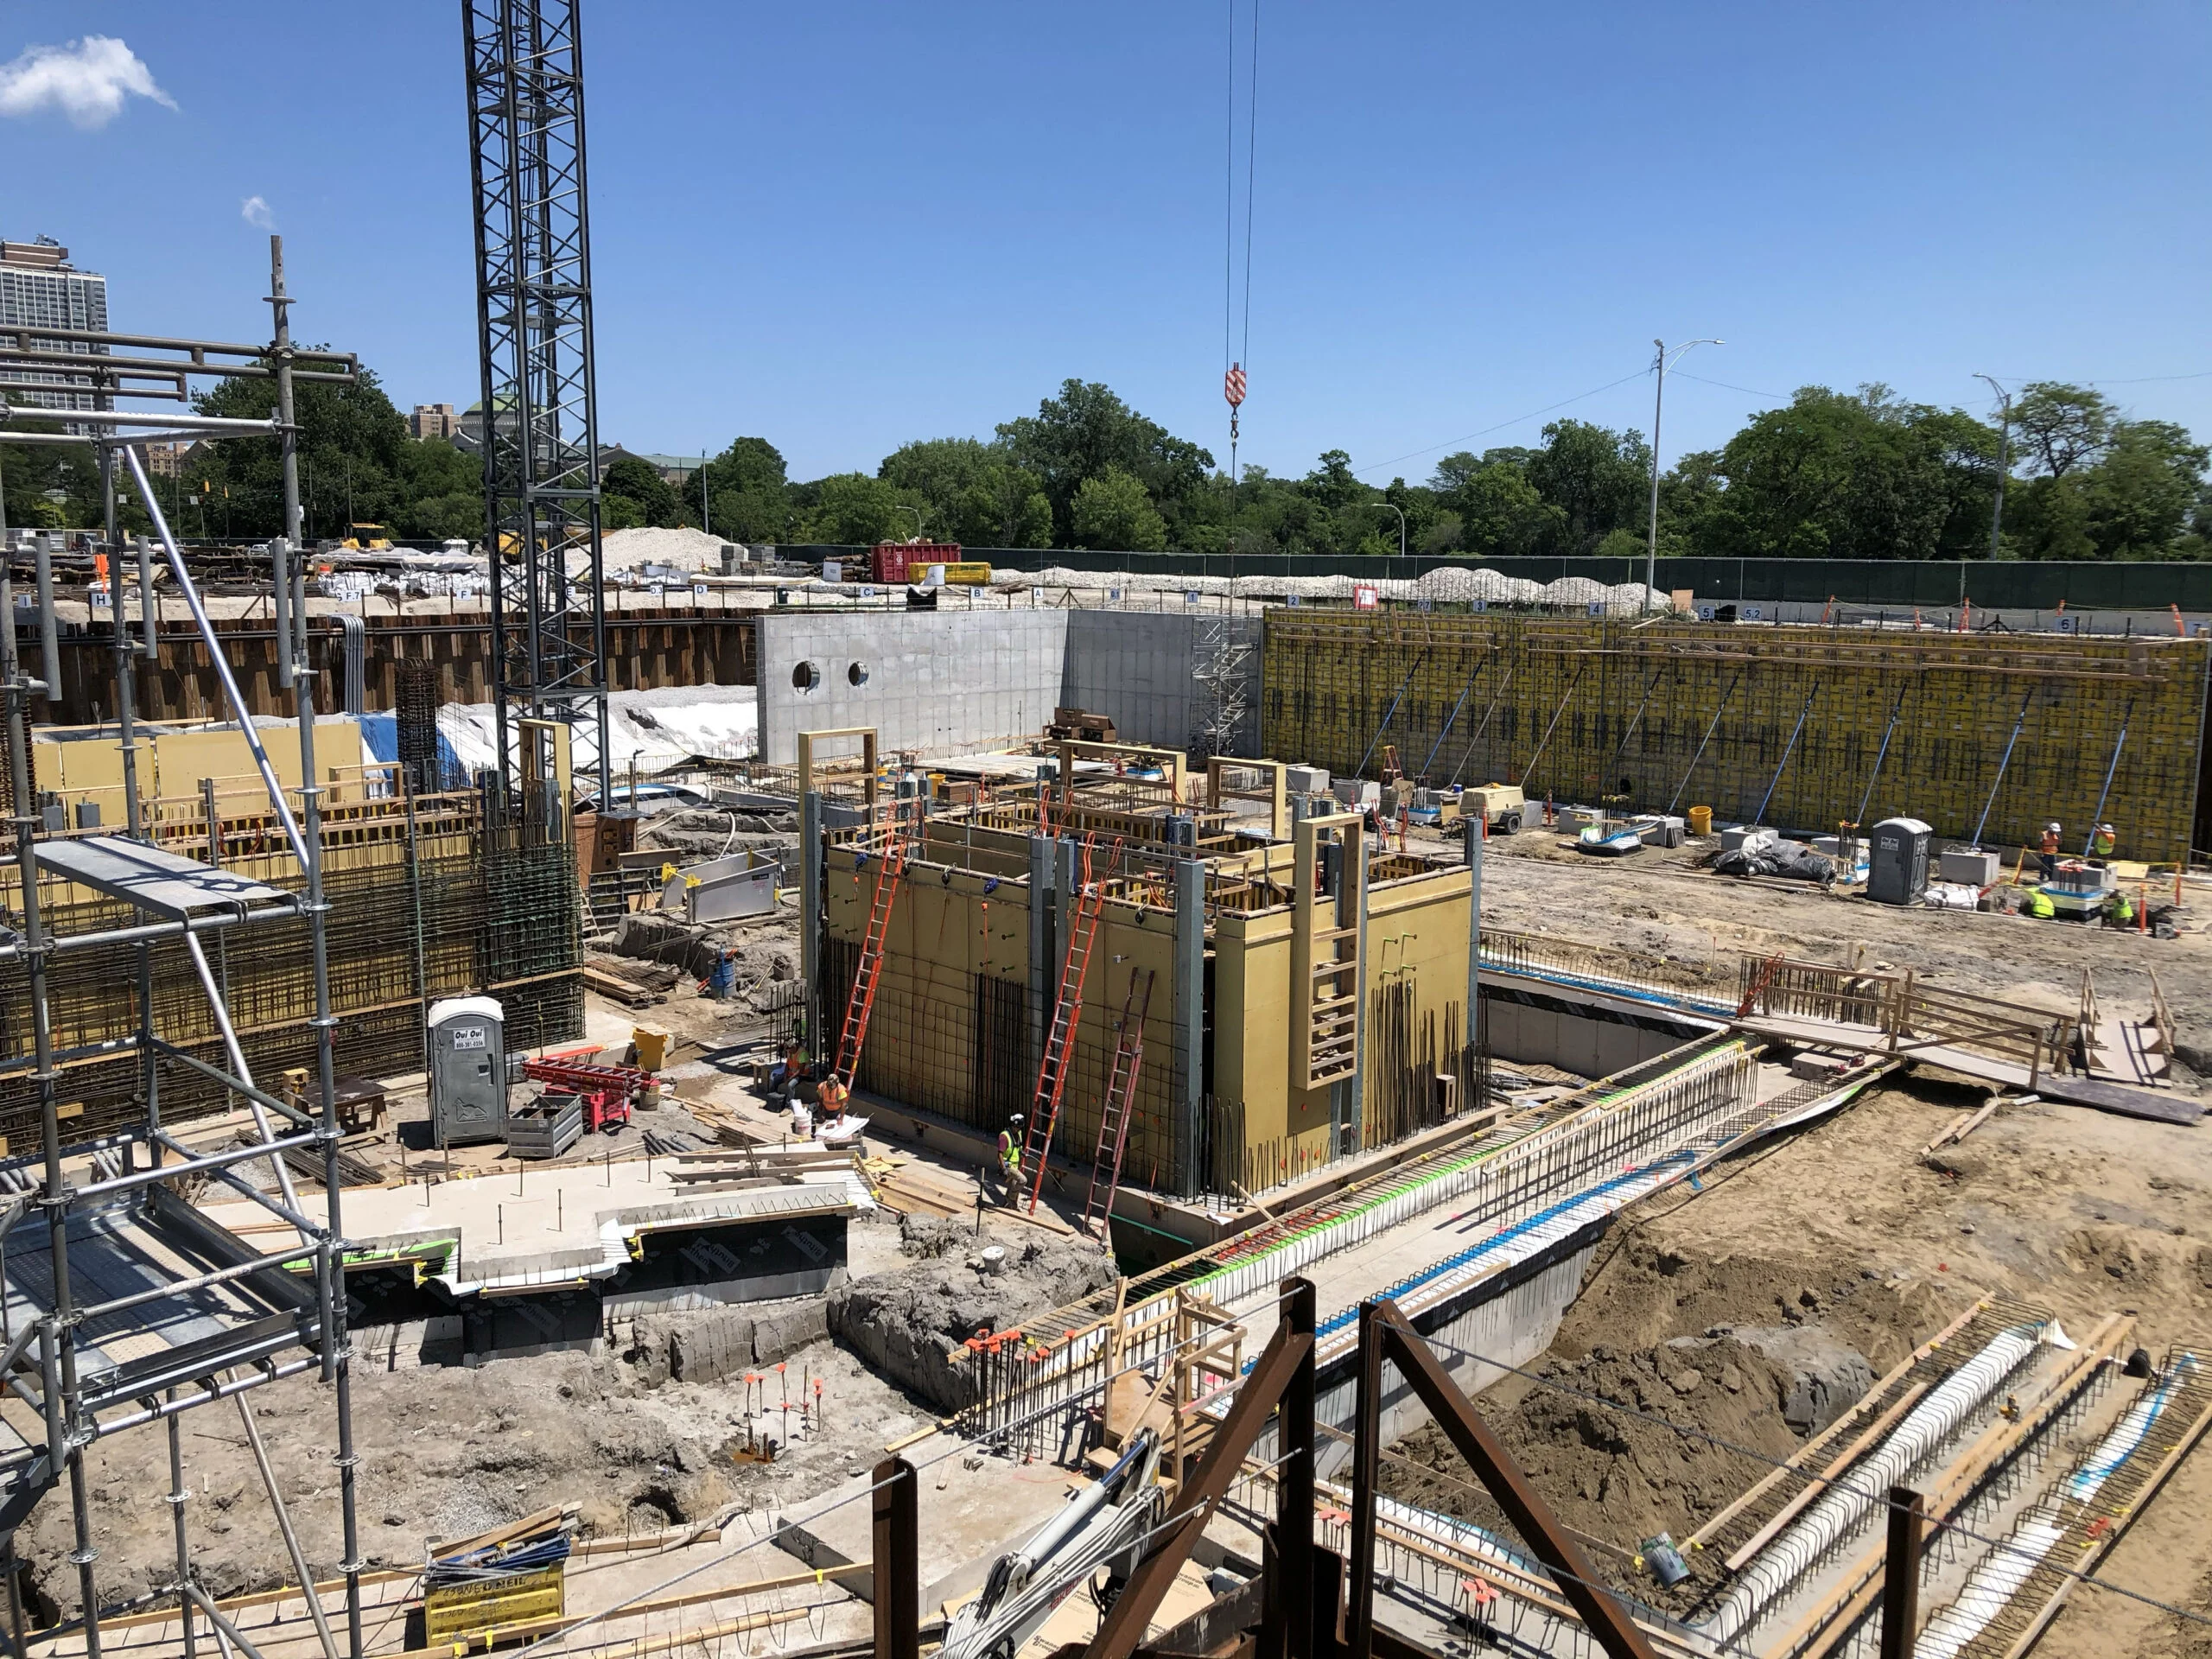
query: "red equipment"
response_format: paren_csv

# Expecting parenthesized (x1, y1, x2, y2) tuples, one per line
(871, 542, 962, 584)
(521, 1056, 648, 1133)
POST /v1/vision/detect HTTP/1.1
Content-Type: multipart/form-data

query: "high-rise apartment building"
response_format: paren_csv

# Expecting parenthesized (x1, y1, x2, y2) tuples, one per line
(0, 236, 109, 416)
(411, 403, 459, 440)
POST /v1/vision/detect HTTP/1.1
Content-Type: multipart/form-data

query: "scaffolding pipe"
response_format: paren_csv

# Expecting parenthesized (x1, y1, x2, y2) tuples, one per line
(1970, 689, 2037, 851)
(7, 532, 102, 1653)
(68, 1135, 321, 1209)
(119, 444, 309, 866)
(144, 1039, 317, 1128)
(1667, 670, 1743, 814)
(168, 1389, 194, 1659)
(34, 535, 60, 708)
(182, 933, 302, 1212)
(231, 1388, 340, 1659)
(79, 1245, 321, 1324)
(136, 533, 156, 662)
(270, 230, 364, 1659)
(151, 1133, 327, 1239)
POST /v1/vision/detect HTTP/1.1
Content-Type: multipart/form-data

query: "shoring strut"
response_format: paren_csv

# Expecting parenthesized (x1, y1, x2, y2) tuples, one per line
(1969, 688, 2037, 850)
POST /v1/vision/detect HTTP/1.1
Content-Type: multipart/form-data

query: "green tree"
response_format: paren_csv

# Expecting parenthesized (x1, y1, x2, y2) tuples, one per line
(997, 380, 1212, 543)
(796, 473, 913, 545)
(2009, 383, 2113, 480)
(601, 454, 683, 530)
(2009, 416, 2209, 560)
(1068, 467, 1168, 551)
(1430, 454, 1562, 557)
(878, 436, 1052, 547)
(1703, 385, 1997, 561)
(683, 435, 787, 530)
(194, 351, 410, 540)
(1523, 420, 1651, 556)
(392, 437, 481, 542)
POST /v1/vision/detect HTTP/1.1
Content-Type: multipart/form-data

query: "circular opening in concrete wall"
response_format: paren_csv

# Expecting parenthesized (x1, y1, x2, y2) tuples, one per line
(791, 661, 821, 692)
(847, 662, 869, 687)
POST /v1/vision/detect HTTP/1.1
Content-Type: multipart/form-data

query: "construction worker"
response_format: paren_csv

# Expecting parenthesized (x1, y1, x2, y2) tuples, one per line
(2025, 887, 2056, 919)
(2090, 823, 2117, 867)
(2107, 887, 2136, 930)
(2038, 822, 2063, 884)
(998, 1114, 1026, 1198)
(816, 1071, 849, 1126)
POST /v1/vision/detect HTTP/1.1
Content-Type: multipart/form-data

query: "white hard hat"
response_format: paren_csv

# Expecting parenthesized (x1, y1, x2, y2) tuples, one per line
(2046, 822, 2061, 833)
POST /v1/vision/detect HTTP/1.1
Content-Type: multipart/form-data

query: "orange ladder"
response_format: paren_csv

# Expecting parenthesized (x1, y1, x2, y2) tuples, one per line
(1021, 840, 1114, 1211)
(831, 822, 908, 1088)
(1079, 967, 1154, 1242)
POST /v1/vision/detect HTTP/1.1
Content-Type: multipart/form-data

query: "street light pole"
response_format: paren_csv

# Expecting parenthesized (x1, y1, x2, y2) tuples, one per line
(1974, 374, 2012, 559)
(895, 505, 924, 541)
(1645, 337, 1722, 605)
(1382, 502, 1406, 563)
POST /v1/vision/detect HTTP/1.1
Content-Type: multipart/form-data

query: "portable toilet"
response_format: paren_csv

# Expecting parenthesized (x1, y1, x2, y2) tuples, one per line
(1867, 818, 1932, 906)
(428, 995, 508, 1148)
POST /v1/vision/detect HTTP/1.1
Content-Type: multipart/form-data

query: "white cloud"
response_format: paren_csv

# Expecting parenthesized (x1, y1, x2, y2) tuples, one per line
(241, 195, 275, 231)
(0, 35, 176, 130)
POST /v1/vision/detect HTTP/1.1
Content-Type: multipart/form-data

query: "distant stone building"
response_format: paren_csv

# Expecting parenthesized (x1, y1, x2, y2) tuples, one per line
(410, 402, 460, 440)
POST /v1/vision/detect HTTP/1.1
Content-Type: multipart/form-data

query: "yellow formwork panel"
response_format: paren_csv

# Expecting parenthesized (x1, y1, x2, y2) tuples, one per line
(423, 1562, 564, 1647)
(1264, 613, 2209, 863)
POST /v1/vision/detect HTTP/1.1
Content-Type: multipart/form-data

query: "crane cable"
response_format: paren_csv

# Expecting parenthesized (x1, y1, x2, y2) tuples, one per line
(1224, 0, 1261, 513)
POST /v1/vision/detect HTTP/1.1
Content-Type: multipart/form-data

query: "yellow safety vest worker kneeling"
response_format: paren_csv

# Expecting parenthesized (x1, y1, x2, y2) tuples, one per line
(999, 1129, 1022, 1174)
(2026, 890, 2055, 919)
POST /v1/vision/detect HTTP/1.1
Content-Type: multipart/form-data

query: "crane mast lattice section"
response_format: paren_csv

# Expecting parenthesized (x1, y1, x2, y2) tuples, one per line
(464, 0, 611, 811)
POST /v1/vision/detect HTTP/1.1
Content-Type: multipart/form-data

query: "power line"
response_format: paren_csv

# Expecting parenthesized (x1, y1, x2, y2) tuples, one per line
(1352, 366, 1653, 478)
(1670, 371, 1791, 403)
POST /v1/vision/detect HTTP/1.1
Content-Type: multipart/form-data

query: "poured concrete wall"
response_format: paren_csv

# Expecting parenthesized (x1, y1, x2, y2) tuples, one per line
(1060, 610, 1262, 756)
(755, 609, 1069, 763)
(1484, 992, 1700, 1077)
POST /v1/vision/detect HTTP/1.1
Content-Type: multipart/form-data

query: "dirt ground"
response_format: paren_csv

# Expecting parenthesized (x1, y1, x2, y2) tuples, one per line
(1459, 827, 2212, 1058)
(1384, 1070, 2212, 1652)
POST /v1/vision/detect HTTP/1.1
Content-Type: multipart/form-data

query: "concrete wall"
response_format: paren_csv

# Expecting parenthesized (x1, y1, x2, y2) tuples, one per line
(1061, 610, 1261, 757)
(755, 609, 1069, 764)
(1484, 989, 1700, 1077)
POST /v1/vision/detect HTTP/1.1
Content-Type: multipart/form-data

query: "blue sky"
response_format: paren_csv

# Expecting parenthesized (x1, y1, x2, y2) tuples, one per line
(5, 3, 2208, 485)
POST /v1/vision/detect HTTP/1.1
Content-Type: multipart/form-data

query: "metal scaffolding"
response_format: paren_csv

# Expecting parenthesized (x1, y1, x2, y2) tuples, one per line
(0, 247, 365, 1659)
(464, 0, 613, 814)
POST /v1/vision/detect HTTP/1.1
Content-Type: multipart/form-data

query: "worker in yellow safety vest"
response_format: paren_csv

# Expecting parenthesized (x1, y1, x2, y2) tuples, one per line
(2090, 823, 2117, 865)
(2107, 889, 2135, 929)
(998, 1115, 1026, 1193)
(2025, 888, 2055, 919)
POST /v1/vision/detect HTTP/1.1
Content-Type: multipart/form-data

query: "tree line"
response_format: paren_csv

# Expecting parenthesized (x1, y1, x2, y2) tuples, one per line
(601, 377, 2212, 564)
(5, 365, 2204, 563)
